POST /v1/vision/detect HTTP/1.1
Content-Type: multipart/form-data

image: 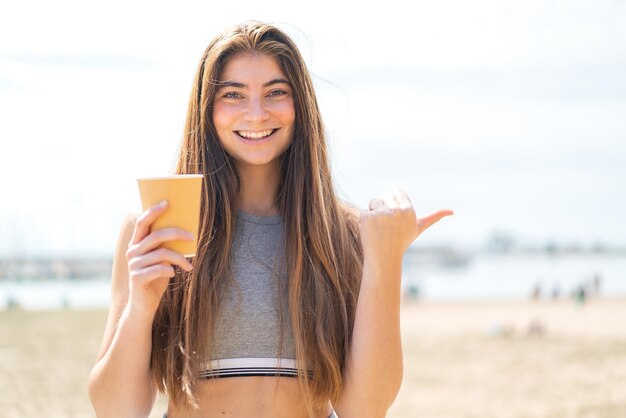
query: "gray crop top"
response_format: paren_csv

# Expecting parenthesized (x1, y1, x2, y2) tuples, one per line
(199, 210, 299, 379)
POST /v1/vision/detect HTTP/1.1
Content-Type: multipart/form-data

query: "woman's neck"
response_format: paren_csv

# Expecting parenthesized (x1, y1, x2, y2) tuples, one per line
(236, 162, 281, 216)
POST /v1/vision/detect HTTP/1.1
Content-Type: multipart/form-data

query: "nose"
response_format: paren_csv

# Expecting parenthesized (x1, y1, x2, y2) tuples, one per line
(244, 97, 269, 122)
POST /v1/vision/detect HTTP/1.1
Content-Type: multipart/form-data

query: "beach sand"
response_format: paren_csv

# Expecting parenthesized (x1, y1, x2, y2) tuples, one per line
(1, 298, 625, 417)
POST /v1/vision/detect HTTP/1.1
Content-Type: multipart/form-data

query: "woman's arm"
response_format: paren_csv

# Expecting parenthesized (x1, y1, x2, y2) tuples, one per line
(334, 190, 453, 418)
(87, 202, 194, 418)
(87, 212, 157, 418)
(334, 256, 404, 418)
(88, 303, 159, 418)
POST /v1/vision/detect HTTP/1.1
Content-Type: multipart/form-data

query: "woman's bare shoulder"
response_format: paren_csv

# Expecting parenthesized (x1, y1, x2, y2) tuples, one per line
(121, 211, 140, 236)
(110, 211, 140, 298)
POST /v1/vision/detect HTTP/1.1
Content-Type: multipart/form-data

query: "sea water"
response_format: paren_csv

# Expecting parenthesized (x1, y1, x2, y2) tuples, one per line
(0, 278, 111, 310)
(1, 254, 625, 310)
(403, 253, 626, 300)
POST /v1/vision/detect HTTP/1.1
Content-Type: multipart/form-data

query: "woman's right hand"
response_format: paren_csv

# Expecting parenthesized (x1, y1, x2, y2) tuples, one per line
(125, 200, 194, 317)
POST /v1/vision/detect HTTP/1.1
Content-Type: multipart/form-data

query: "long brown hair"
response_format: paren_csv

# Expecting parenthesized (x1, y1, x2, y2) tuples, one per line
(150, 22, 363, 415)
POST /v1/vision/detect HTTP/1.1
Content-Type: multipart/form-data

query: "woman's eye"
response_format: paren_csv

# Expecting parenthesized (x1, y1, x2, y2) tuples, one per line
(223, 91, 242, 99)
(268, 89, 288, 97)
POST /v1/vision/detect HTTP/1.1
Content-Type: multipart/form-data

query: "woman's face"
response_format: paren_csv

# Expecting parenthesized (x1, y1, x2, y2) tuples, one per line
(212, 53, 295, 171)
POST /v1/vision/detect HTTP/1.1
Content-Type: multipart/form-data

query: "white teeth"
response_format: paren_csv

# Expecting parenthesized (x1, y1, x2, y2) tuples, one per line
(237, 129, 274, 139)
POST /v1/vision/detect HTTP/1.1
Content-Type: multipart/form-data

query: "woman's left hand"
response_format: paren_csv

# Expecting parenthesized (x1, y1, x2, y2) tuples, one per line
(359, 189, 454, 266)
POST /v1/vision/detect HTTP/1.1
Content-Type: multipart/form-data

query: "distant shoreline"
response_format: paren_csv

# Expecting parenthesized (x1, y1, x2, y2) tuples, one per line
(2, 250, 626, 281)
(2, 252, 625, 310)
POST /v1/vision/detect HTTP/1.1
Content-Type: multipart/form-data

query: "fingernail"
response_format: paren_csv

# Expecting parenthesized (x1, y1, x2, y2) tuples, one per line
(159, 200, 168, 207)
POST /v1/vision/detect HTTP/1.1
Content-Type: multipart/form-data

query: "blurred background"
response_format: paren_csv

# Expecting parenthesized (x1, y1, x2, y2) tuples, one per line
(1, 0, 625, 417)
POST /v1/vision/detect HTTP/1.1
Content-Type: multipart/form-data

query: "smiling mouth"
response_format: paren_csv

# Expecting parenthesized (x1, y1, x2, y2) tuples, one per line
(235, 129, 278, 140)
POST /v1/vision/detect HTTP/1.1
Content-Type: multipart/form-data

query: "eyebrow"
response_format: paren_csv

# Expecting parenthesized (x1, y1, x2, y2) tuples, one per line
(215, 78, 291, 89)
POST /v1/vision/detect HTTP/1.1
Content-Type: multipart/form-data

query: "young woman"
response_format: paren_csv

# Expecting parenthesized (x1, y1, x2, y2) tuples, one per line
(87, 22, 453, 418)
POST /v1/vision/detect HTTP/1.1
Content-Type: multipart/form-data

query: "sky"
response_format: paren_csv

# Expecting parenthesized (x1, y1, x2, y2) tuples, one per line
(1, 0, 625, 257)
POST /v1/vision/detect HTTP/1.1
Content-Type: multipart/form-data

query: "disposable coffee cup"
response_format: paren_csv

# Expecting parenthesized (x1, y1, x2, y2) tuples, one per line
(136, 174, 203, 257)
